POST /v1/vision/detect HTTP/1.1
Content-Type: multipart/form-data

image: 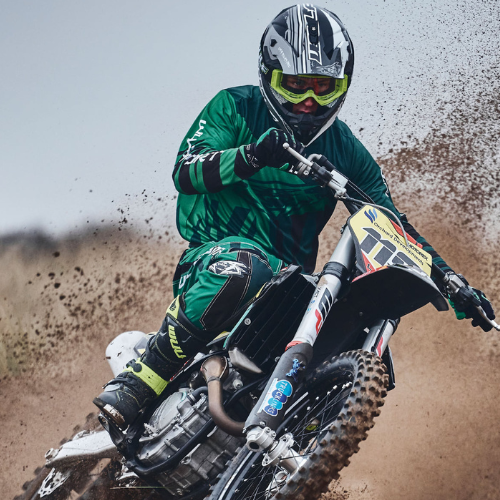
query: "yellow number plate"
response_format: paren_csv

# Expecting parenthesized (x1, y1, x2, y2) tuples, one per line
(348, 208, 432, 276)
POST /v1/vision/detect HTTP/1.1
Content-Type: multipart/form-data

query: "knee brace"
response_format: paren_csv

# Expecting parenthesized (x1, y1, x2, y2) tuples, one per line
(198, 249, 274, 331)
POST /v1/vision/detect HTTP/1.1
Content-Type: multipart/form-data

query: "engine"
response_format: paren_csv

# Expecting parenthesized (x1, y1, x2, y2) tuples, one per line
(135, 388, 244, 496)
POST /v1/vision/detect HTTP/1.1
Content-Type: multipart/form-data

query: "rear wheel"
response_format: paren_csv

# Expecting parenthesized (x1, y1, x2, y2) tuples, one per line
(208, 350, 388, 500)
(14, 413, 157, 500)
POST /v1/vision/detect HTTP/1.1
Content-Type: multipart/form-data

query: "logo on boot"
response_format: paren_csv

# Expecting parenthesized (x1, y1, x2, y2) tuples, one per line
(168, 325, 186, 359)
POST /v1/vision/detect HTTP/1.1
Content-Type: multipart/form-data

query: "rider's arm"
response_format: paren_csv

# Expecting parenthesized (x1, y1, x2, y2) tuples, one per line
(340, 127, 495, 329)
(172, 90, 261, 195)
(345, 134, 453, 277)
(398, 216, 452, 275)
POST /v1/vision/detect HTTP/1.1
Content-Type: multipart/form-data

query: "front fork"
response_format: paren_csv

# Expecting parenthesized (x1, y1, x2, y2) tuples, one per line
(363, 318, 399, 357)
(244, 229, 356, 467)
(363, 318, 398, 391)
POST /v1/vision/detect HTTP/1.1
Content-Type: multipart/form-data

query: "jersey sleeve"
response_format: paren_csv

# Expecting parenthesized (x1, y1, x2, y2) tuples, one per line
(172, 90, 259, 195)
(347, 134, 453, 276)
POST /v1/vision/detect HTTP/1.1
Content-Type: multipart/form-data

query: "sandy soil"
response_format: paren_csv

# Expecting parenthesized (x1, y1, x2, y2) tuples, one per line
(3, 76, 500, 499)
(4, 222, 499, 500)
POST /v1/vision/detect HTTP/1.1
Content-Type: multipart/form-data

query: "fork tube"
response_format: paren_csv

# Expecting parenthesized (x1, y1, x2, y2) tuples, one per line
(362, 318, 399, 357)
(244, 229, 355, 438)
(291, 229, 355, 347)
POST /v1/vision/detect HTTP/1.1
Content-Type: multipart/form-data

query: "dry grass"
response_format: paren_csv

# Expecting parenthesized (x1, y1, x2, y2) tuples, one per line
(0, 226, 185, 379)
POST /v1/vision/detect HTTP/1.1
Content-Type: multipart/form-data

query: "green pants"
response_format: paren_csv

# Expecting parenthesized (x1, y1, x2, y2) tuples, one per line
(172, 237, 284, 331)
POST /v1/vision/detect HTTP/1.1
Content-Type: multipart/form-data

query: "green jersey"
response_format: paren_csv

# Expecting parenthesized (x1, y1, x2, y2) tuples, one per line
(173, 85, 448, 275)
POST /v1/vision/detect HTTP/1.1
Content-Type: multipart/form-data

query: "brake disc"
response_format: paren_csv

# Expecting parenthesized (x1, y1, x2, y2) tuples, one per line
(38, 468, 71, 497)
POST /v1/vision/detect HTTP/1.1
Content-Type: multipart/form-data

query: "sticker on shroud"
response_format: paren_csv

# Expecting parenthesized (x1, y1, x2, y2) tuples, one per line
(258, 378, 293, 417)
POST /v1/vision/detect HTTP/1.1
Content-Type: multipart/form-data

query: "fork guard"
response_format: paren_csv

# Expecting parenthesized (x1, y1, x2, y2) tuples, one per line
(244, 341, 313, 434)
(311, 265, 448, 364)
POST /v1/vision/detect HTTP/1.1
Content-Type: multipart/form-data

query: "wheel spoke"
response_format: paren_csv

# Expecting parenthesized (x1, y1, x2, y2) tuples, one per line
(210, 351, 388, 500)
(223, 379, 352, 499)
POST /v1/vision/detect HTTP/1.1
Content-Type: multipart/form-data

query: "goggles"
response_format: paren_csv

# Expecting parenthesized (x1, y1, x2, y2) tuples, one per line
(270, 70, 348, 106)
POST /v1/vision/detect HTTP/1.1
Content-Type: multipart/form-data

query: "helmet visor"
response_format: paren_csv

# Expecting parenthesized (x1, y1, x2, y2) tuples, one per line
(270, 70, 348, 106)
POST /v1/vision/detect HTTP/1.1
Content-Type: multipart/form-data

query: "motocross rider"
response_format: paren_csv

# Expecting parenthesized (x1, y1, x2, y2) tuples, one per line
(94, 4, 496, 430)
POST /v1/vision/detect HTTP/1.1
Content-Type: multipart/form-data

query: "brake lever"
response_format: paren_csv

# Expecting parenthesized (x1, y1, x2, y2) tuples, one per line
(442, 273, 500, 331)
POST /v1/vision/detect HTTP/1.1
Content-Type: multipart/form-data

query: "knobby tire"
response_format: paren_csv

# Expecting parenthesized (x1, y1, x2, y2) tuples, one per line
(207, 350, 389, 500)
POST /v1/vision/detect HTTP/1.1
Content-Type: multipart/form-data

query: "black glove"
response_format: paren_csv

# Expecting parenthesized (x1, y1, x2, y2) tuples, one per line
(447, 274, 495, 332)
(244, 128, 301, 170)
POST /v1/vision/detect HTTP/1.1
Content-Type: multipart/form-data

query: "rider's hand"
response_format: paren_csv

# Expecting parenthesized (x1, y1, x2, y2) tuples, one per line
(447, 274, 495, 332)
(244, 128, 301, 170)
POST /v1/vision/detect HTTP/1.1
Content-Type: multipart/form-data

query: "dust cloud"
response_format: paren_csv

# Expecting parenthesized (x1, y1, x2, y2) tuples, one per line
(3, 66, 500, 500)
(321, 62, 500, 500)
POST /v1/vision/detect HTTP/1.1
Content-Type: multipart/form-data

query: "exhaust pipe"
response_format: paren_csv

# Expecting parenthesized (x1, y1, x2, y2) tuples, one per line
(200, 356, 245, 437)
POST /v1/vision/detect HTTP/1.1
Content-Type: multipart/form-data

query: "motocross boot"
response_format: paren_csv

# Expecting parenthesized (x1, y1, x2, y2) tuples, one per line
(93, 296, 212, 429)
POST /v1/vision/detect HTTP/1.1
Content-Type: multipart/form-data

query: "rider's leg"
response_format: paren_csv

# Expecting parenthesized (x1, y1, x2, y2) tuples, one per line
(93, 297, 211, 429)
(94, 238, 281, 429)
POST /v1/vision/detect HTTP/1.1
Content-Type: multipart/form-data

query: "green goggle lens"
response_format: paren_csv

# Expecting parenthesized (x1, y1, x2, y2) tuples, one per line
(270, 70, 348, 106)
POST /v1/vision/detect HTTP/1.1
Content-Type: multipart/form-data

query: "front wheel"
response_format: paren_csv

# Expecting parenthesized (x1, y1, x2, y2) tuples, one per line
(208, 350, 389, 500)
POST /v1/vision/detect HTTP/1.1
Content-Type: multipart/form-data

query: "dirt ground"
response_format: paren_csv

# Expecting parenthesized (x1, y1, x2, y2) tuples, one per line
(4, 292, 500, 500)
(2, 82, 500, 499)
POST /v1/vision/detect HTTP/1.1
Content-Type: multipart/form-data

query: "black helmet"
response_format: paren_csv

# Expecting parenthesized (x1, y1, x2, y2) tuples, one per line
(259, 5, 354, 145)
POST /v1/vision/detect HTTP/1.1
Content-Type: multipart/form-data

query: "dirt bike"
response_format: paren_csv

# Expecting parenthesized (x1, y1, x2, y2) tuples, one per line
(17, 146, 500, 500)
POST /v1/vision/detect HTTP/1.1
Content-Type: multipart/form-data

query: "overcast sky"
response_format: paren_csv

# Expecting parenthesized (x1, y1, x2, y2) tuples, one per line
(1, 0, 498, 237)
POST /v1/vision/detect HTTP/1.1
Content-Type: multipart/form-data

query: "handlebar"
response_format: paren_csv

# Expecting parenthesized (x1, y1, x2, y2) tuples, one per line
(284, 144, 499, 332)
(283, 143, 348, 195)
(283, 143, 411, 247)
